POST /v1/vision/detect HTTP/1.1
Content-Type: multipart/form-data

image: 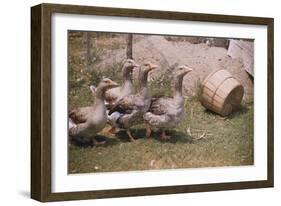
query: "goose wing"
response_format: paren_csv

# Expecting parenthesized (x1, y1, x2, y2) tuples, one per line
(108, 94, 145, 115)
(69, 106, 93, 124)
(149, 97, 174, 115)
(104, 87, 121, 105)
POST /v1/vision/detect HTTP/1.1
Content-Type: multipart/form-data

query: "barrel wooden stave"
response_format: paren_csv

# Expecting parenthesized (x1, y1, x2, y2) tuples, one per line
(200, 69, 244, 116)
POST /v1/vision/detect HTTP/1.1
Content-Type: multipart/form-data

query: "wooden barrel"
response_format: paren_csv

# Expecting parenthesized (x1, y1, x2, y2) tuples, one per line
(200, 69, 244, 116)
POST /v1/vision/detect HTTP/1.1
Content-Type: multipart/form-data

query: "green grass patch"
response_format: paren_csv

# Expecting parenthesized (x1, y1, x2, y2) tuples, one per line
(68, 99, 253, 173)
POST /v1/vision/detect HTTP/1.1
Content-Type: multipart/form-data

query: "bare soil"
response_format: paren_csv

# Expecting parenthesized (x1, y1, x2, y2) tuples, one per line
(94, 35, 253, 98)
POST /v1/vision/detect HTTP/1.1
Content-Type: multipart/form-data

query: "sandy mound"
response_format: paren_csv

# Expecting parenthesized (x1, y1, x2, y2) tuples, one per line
(95, 35, 253, 98)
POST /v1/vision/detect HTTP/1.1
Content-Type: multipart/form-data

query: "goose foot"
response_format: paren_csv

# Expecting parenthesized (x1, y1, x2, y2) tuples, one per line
(161, 130, 171, 140)
(108, 126, 117, 134)
(92, 138, 106, 146)
(145, 124, 152, 138)
(126, 130, 135, 142)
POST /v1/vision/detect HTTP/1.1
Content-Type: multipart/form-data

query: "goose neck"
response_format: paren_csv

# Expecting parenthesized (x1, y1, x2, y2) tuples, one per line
(139, 71, 149, 88)
(173, 75, 184, 98)
(95, 89, 105, 102)
(122, 66, 133, 82)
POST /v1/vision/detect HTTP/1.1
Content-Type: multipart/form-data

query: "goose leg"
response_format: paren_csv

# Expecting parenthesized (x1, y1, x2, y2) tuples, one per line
(126, 130, 135, 142)
(108, 126, 123, 134)
(145, 124, 152, 138)
(92, 137, 106, 146)
(161, 130, 171, 140)
(108, 126, 117, 134)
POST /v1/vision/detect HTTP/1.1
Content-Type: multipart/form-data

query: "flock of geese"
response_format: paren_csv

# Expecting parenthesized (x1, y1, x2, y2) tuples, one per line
(69, 59, 193, 145)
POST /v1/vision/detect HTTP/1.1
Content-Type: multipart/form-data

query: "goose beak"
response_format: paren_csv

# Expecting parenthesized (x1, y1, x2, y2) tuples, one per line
(149, 63, 158, 70)
(109, 80, 119, 88)
(183, 67, 193, 75)
(133, 62, 140, 68)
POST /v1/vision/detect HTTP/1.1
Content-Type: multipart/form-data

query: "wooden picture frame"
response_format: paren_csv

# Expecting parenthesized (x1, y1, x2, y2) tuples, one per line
(31, 3, 274, 202)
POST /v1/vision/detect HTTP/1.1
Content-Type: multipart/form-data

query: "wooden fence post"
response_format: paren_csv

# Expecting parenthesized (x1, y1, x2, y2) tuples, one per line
(86, 32, 91, 70)
(126, 34, 133, 59)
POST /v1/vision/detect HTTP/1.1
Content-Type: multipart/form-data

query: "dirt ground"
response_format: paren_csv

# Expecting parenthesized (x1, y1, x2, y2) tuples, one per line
(94, 35, 253, 98)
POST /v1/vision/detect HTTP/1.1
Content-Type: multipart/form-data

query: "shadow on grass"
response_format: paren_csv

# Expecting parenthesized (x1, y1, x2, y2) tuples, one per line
(227, 105, 249, 119)
(70, 128, 194, 148)
(151, 129, 194, 144)
(70, 135, 113, 148)
(116, 128, 193, 144)
(114, 128, 147, 142)
(204, 104, 249, 119)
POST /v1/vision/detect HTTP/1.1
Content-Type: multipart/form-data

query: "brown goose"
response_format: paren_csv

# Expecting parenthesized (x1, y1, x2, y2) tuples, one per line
(143, 65, 192, 140)
(105, 59, 139, 106)
(108, 62, 158, 141)
(69, 78, 118, 145)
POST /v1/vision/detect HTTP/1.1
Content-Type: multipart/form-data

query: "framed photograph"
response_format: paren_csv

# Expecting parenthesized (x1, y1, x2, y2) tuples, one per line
(31, 3, 274, 202)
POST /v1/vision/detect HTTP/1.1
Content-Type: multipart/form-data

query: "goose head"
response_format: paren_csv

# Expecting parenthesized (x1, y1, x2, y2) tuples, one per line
(142, 62, 158, 74)
(99, 78, 119, 90)
(174, 65, 193, 80)
(123, 59, 139, 69)
(172, 65, 193, 96)
(139, 62, 158, 87)
(93, 78, 119, 98)
(122, 59, 139, 79)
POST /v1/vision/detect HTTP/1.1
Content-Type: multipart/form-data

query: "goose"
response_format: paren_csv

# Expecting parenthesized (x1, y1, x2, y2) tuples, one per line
(108, 62, 158, 141)
(104, 59, 139, 133)
(69, 78, 119, 145)
(143, 65, 193, 140)
(105, 59, 139, 106)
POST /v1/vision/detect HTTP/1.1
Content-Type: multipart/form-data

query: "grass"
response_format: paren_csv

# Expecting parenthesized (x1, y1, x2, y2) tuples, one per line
(69, 99, 253, 173)
(68, 31, 254, 174)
